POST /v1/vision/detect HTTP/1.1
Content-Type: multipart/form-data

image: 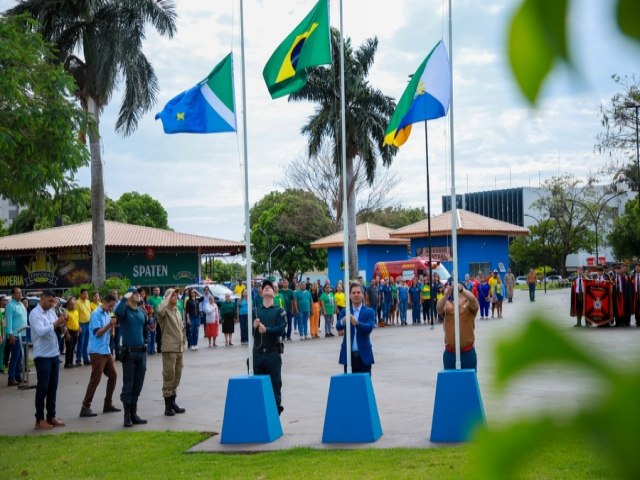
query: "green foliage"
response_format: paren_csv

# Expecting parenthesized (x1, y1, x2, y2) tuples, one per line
(508, 0, 569, 103)
(608, 198, 640, 260)
(617, 0, 640, 42)
(250, 189, 334, 280)
(201, 259, 244, 283)
(529, 174, 598, 276)
(508, 0, 640, 104)
(8, 189, 167, 234)
(357, 206, 426, 229)
(0, 14, 89, 207)
(63, 277, 130, 300)
(471, 315, 638, 479)
(116, 192, 170, 229)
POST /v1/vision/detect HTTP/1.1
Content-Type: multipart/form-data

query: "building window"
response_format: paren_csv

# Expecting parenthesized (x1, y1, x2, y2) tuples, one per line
(468, 262, 490, 278)
(8, 208, 18, 220)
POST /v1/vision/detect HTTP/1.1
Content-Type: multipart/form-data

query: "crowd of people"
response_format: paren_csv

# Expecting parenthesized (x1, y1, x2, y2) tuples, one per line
(0, 270, 519, 430)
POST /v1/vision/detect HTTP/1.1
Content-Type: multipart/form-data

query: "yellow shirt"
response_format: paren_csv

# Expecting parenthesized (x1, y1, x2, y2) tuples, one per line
(77, 298, 92, 324)
(335, 292, 346, 308)
(90, 301, 99, 312)
(488, 276, 498, 290)
(66, 309, 80, 331)
(234, 284, 246, 296)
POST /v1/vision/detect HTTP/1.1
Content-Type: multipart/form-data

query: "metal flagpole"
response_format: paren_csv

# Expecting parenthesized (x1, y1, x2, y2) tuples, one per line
(425, 121, 433, 299)
(447, 0, 461, 370)
(339, 0, 352, 373)
(239, 0, 254, 375)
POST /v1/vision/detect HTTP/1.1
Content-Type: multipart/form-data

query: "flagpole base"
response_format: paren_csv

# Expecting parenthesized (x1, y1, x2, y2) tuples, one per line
(220, 375, 283, 444)
(322, 373, 382, 443)
(430, 369, 485, 443)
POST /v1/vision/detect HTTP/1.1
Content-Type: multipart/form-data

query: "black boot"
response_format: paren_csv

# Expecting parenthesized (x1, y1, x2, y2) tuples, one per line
(164, 397, 175, 416)
(131, 403, 147, 425)
(171, 395, 185, 414)
(123, 404, 133, 428)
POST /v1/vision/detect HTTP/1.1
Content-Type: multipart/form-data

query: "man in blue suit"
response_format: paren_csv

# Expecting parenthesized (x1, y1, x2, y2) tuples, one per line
(336, 282, 376, 375)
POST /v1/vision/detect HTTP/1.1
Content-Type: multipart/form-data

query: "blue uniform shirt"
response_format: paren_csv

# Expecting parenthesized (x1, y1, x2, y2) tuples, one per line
(88, 305, 112, 355)
(115, 300, 146, 347)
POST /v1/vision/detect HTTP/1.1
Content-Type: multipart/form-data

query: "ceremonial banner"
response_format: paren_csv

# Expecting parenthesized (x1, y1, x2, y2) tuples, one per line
(583, 280, 613, 326)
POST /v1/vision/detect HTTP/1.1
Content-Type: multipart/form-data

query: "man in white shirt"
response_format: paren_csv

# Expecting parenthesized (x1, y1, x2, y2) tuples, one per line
(30, 290, 68, 430)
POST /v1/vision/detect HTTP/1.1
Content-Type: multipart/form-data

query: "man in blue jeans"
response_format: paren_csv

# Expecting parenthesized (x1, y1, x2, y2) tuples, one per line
(76, 289, 92, 365)
(30, 290, 68, 430)
(5, 287, 27, 386)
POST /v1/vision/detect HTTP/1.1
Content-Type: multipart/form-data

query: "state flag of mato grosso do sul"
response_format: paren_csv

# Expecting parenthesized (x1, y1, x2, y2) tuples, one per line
(384, 41, 451, 147)
(262, 0, 331, 99)
(155, 53, 236, 134)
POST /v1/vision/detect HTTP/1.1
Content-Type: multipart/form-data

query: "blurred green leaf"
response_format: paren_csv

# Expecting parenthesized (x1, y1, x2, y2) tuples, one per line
(471, 418, 556, 479)
(508, 0, 570, 103)
(494, 316, 614, 388)
(617, 0, 640, 42)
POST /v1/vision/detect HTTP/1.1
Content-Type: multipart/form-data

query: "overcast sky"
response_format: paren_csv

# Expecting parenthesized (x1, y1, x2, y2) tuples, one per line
(3, 0, 639, 245)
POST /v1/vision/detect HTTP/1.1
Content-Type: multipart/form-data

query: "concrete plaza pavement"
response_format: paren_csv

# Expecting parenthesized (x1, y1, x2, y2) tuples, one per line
(0, 287, 637, 452)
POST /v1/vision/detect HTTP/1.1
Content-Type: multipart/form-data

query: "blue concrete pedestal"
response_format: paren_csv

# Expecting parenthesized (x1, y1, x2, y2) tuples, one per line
(220, 375, 282, 444)
(322, 373, 383, 443)
(430, 369, 485, 443)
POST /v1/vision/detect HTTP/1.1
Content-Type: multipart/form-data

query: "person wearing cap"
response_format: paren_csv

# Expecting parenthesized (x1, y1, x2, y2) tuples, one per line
(30, 290, 68, 430)
(253, 280, 287, 415)
(437, 282, 479, 370)
(504, 269, 516, 303)
(156, 288, 187, 416)
(114, 287, 149, 427)
(79, 294, 120, 418)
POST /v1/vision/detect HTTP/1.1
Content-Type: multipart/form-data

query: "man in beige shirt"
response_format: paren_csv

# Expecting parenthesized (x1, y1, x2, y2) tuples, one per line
(75, 289, 92, 366)
(156, 288, 187, 417)
(436, 281, 479, 371)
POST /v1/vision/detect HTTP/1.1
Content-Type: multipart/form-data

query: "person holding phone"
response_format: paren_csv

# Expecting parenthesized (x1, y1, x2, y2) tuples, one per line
(436, 282, 479, 371)
(30, 290, 68, 430)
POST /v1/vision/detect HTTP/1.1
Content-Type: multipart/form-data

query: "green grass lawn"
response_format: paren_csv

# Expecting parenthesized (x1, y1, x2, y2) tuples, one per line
(0, 431, 620, 479)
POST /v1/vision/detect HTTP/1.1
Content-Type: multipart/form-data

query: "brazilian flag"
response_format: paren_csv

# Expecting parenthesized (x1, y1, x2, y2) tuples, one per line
(262, 0, 331, 99)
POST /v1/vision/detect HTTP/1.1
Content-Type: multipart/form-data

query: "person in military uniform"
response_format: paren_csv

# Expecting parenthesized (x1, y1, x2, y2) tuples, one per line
(253, 280, 287, 415)
(115, 288, 148, 428)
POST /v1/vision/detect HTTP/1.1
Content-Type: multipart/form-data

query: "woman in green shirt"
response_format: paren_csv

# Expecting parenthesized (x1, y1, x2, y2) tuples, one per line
(219, 294, 237, 346)
(320, 285, 336, 337)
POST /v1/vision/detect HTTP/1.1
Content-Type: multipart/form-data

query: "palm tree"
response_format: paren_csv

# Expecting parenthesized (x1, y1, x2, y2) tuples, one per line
(288, 27, 397, 278)
(7, 0, 177, 286)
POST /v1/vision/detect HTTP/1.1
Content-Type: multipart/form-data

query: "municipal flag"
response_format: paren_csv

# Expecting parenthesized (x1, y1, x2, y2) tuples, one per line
(262, 0, 331, 99)
(384, 41, 451, 147)
(155, 53, 236, 134)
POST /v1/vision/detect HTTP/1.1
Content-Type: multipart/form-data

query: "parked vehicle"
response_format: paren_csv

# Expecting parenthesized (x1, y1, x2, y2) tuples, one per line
(185, 283, 239, 306)
(544, 275, 564, 283)
(515, 276, 527, 285)
(373, 258, 451, 283)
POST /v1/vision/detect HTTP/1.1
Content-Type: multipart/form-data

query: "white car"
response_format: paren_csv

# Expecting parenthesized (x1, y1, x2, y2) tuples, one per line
(515, 276, 527, 285)
(544, 275, 564, 283)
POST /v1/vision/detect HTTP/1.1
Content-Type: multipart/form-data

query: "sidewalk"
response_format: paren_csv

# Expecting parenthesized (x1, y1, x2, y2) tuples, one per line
(0, 288, 637, 453)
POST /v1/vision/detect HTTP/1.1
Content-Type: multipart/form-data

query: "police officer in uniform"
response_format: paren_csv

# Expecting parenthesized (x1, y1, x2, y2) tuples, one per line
(253, 280, 287, 415)
(115, 288, 148, 427)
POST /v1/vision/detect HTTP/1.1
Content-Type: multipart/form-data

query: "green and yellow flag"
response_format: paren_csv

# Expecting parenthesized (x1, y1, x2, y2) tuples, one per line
(262, 0, 331, 99)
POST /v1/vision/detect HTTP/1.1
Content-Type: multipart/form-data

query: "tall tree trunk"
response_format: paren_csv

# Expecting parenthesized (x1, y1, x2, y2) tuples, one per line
(346, 156, 358, 279)
(88, 97, 106, 287)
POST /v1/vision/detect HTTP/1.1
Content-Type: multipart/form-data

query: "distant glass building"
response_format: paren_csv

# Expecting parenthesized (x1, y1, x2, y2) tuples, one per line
(442, 187, 531, 227)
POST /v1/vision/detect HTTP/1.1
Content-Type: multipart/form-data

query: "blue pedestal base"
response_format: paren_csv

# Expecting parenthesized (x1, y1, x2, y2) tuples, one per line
(220, 375, 283, 444)
(430, 369, 485, 443)
(322, 373, 383, 443)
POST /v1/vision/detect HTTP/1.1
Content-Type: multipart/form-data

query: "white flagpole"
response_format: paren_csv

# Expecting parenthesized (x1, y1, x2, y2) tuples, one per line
(339, 0, 352, 373)
(239, 0, 254, 375)
(447, 0, 461, 370)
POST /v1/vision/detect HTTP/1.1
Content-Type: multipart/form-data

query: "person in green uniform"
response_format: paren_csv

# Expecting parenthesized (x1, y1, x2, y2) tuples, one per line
(219, 294, 237, 346)
(147, 287, 163, 354)
(253, 280, 286, 415)
(279, 279, 295, 341)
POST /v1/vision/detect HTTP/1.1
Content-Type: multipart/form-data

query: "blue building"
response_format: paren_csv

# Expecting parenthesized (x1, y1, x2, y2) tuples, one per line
(310, 223, 410, 286)
(389, 209, 529, 279)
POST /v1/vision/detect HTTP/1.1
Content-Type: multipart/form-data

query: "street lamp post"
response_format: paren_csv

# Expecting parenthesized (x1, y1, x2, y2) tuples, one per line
(623, 101, 640, 201)
(268, 244, 285, 279)
(569, 191, 626, 266)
